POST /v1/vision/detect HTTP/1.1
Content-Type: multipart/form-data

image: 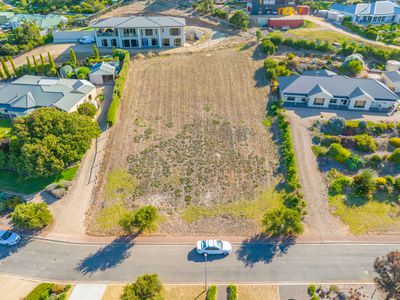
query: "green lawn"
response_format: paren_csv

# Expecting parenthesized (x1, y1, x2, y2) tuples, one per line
(329, 194, 400, 234)
(0, 165, 79, 194)
(0, 119, 12, 139)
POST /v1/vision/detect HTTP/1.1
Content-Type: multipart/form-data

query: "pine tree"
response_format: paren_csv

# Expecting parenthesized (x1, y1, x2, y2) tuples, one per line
(32, 55, 39, 74)
(9, 57, 17, 74)
(48, 52, 55, 69)
(1, 59, 12, 79)
(26, 57, 32, 74)
(39, 53, 45, 65)
(70, 48, 77, 67)
(93, 44, 100, 61)
(0, 67, 4, 80)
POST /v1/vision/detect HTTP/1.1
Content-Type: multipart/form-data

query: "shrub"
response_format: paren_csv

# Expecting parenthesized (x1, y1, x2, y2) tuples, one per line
(308, 284, 316, 296)
(76, 66, 90, 79)
(287, 52, 295, 60)
(311, 295, 319, 300)
(312, 145, 327, 157)
(329, 176, 352, 195)
(77, 102, 97, 117)
(321, 135, 341, 147)
(269, 34, 283, 46)
(389, 148, 400, 163)
(386, 175, 395, 186)
(227, 285, 237, 300)
(366, 154, 383, 169)
(11, 202, 53, 230)
(229, 10, 249, 30)
(26, 283, 53, 300)
(344, 154, 364, 171)
(389, 137, 400, 148)
(121, 274, 164, 300)
(0, 196, 24, 214)
(121, 205, 158, 233)
(206, 285, 217, 300)
(263, 207, 303, 236)
(327, 143, 351, 164)
(352, 169, 376, 198)
(353, 134, 377, 152)
(323, 117, 345, 135)
(395, 177, 400, 191)
(261, 38, 276, 55)
(284, 191, 306, 215)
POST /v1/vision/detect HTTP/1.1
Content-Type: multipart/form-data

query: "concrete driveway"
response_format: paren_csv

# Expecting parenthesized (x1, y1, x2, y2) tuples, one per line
(69, 284, 106, 300)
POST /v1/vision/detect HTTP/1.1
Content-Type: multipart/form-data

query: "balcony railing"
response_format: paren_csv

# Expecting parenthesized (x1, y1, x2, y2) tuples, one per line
(96, 32, 118, 37)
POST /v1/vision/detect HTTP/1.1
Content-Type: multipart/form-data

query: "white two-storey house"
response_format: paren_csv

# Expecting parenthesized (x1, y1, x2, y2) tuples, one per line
(91, 16, 185, 49)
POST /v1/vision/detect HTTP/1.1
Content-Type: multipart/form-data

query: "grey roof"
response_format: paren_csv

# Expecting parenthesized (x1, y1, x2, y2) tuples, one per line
(90, 62, 116, 75)
(302, 69, 337, 77)
(348, 86, 372, 99)
(384, 71, 400, 83)
(91, 16, 186, 28)
(278, 75, 399, 102)
(0, 75, 95, 113)
(308, 84, 332, 97)
(331, 1, 400, 16)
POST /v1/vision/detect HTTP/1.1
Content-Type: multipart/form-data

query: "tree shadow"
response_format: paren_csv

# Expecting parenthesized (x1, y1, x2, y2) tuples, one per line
(0, 235, 33, 260)
(254, 66, 268, 88)
(236, 235, 296, 267)
(75, 236, 136, 275)
(252, 44, 265, 61)
(187, 248, 228, 263)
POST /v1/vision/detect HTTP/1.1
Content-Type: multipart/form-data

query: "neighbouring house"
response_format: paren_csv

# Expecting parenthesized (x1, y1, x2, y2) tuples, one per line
(89, 62, 117, 85)
(302, 70, 338, 77)
(91, 16, 185, 49)
(330, 1, 400, 24)
(383, 71, 400, 93)
(9, 14, 68, 30)
(0, 75, 97, 118)
(0, 12, 14, 25)
(278, 74, 399, 112)
(246, 0, 295, 15)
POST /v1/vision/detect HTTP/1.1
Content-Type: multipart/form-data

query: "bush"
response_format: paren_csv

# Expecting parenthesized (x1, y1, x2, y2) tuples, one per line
(308, 284, 316, 296)
(263, 207, 303, 236)
(76, 66, 90, 79)
(287, 52, 295, 60)
(213, 8, 228, 19)
(284, 190, 306, 215)
(261, 38, 276, 55)
(312, 145, 327, 157)
(269, 34, 282, 46)
(329, 176, 352, 195)
(229, 10, 249, 30)
(389, 148, 400, 163)
(323, 117, 345, 135)
(121, 206, 158, 233)
(352, 169, 376, 198)
(0, 196, 24, 214)
(121, 274, 164, 300)
(206, 285, 217, 300)
(26, 283, 70, 300)
(327, 143, 351, 164)
(321, 135, 341, 147)
(366, 154, 383, 169)
(11, 202, 53, 230)
(227, 285, 237, 300)
(395, 177, 400, 191)
(353, 134, 377, 152)
(77, 102, 97, 117)
(345, 154, 364, 171)
(389, 137, 400, 148)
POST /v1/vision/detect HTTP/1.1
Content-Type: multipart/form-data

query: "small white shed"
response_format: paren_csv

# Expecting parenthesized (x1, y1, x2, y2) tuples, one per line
(383, 71, 400, 93)
(89, 62, 116, 85)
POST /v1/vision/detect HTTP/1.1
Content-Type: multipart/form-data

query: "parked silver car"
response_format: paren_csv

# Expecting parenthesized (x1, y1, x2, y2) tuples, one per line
(0, 230, 20, 246)
(196, 239, 232, 255)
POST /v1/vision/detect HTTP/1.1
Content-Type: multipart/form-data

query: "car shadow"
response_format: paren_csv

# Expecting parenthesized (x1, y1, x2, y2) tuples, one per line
(236, 235, 296, 267)
(75, 236, 136, 275)
(0, 235, 33, 260)
(187, 248, 227, 263)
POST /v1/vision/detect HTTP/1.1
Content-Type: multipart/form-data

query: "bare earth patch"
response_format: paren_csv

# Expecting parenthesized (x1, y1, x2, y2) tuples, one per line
(90, 46, 279, 236)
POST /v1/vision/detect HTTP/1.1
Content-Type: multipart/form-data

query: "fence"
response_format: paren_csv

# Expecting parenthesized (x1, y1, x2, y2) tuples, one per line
(52, 30, 95, 43)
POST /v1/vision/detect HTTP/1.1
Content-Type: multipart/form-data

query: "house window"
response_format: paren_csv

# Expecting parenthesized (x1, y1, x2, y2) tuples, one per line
(264, 0, 275, 4)
(123, 39, 130, 47)
(145, 29, 153, 36)
(287, 97, 295, 101)
(301, 97, 306, 102)
(354, 100, 367, 108)
(101, 39, 108, 47)
(111, 39, 117, 47)
(341, 99, 348, 105)
(142, 38, 149, 46)
(174, 38, 181, 46)
(123, 28, 136, 36)
(170, 28, 180, 36)
(313, 98, 325, 106)
(151, 38, 158, 46)
(131, 39, 138, 47)
(162, 38, 170, 46)
(330, 98, 337, 104)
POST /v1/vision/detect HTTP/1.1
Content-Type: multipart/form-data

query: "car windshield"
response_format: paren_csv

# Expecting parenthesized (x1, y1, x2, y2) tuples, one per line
(1, 231, 12, 240)
(216, 240, 223, 249)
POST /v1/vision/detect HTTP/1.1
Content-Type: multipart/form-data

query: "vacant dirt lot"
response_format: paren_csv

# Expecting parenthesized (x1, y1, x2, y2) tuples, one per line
(90, 45, 279, 235)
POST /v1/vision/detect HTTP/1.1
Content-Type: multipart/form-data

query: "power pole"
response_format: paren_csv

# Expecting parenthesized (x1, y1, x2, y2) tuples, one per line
(204, 253, 208, 291)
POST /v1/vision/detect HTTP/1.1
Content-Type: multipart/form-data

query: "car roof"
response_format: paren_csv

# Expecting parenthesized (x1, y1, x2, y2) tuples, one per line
(203, 240, 222, 248)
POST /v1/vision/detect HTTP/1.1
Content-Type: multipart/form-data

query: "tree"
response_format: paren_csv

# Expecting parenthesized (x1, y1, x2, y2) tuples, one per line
(229, 10, 249, 31)
(261, 38, 276, 55)
(121, 274, 164, 300)
(0, 43, 19, 56)
(9, 57, 17, 74)
(1, 59, 12, 79)
(39, 53, 45, 65)
(352, 169, 376, 198)
(0, 66, 4, 79)
(93, 44, 100, 61)
(11, 202, 53, 230)
(32, 55, 39, 74)
(256, 30, 263, 41)
(69, 48, 77, 67)
(345, 60, 363, 76)
(48, 52, 55, 69)
(194, 0, 214, 14)
(121, 206, 158, 233)
(26, 56, 32, 72)
(76, 66, 90, 79)
(10, 107, 100, 177)
(374, 251, 400, 299)
(77, 102, 97, 117)
(7, 21, 43, 49)
(263, 207, 303, 236)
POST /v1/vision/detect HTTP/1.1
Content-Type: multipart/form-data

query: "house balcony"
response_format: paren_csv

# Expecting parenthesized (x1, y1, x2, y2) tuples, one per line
(96, 32, 118, 37)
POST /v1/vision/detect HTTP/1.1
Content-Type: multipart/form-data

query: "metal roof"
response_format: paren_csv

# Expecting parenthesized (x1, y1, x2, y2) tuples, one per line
(331, 1, 400, 16)
(91, 16, 186, 28)
(90, 62, 116, 75)
(278, 75, 399, 101)
(302, 69, 337, 77)
(0, 75, 95, 114)
(384, 71, 400, 83)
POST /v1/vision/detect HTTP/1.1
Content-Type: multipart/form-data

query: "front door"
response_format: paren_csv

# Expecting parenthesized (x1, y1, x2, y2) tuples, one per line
(142, 38, 148, 47)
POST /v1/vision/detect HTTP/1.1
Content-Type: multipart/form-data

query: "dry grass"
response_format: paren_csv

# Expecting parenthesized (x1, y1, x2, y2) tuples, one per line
(164, 285, 207, 300)
(0, 276, 38, 300)
(238, 285, 279, 300)
(92, 46, 279, 235)
(102, 285, 124, 300)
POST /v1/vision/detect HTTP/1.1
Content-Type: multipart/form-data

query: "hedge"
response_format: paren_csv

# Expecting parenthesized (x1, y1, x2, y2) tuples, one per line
(26, 283, 53, 300)
(327, 143, 351, 164)
(26, 283, 70, 300)
(206, 285, 217, 300)
(106, 50, 130, 126)
(228, 285, 238, 300)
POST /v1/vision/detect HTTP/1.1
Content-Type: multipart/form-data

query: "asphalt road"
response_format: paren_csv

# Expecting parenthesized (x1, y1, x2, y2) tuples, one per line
(0, 239, 399, 283)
